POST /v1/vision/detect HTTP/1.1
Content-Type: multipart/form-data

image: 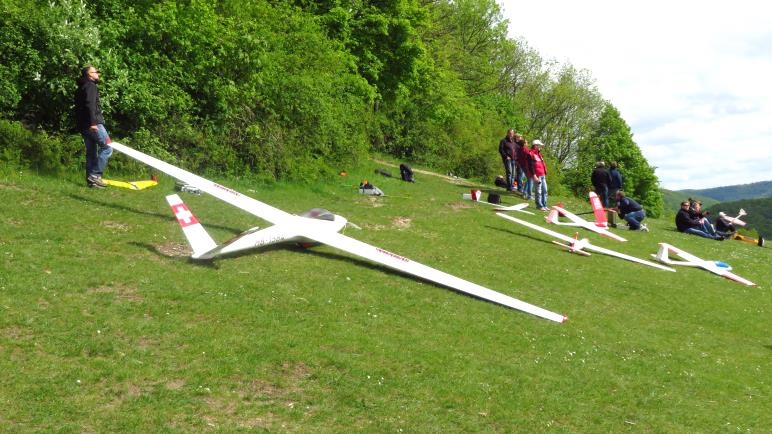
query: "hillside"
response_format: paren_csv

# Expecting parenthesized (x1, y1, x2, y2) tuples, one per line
(1, 161, 769, 432)
(661, 189, 718, 212)
(705, 197, 772, 237)
(678, 180, 772, 202)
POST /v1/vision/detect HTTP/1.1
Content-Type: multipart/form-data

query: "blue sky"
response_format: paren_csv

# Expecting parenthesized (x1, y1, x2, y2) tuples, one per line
(500, 0, 772, 190)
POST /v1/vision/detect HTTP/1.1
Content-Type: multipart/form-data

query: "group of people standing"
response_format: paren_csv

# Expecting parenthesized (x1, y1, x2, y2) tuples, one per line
(498, 129, 549, 211)
(591, 161, 623, 208)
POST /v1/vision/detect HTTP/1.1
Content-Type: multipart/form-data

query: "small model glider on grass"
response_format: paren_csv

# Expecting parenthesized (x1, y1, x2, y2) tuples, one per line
(461, 190, 534, 215)
(496, 212, 674, 272)
(102, 178, 158, 190)
(108, 141, 567, 323)
(651, 243, 756, 286)
(546, 192, 627, 242)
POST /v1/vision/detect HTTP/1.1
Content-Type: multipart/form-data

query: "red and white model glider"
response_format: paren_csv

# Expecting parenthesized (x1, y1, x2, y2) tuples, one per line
(546, 192, 627, 242)
(497, 213, 674, 272)
(651, 243, 756, 286)
(109, 141, 567, 323)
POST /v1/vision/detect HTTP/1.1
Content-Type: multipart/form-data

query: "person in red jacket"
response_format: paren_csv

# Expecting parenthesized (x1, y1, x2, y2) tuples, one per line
(527, 140, 549, 211)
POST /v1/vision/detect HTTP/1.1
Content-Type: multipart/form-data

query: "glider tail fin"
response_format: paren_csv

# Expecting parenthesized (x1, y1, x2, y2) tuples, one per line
(589, 192, 608, 227)
(546, 208, 559, 224)
(165, 194, 218, 259)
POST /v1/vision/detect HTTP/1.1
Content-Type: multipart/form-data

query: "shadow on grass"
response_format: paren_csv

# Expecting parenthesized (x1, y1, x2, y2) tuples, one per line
(68, 193, 242, 235)
(485, 224, 555, 246)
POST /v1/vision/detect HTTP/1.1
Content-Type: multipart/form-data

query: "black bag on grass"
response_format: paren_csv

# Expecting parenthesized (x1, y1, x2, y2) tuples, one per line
(399, 163, 415, 182)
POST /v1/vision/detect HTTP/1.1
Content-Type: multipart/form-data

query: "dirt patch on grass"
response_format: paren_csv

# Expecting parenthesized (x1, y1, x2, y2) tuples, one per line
(165, 379, 186, 390)
(2, 325, 31, 340)
(448, 202, 474, 210)
(101, 220, 130, 232)
(391, 216, 412, 229)
(88, 284, 143, 302)
(155, 241, 192, 257)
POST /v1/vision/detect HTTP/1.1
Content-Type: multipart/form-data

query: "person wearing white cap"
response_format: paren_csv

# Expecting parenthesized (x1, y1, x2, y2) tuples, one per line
(527, 139, 549, 211)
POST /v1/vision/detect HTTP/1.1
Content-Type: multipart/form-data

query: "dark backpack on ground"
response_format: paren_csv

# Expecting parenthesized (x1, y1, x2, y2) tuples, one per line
(487, 193, 501, 204)
(494, 176, 508, 188)
(399, 163, 415, 182)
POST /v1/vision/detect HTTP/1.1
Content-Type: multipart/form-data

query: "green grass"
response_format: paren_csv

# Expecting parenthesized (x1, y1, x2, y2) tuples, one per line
(1, 162, 770, 432)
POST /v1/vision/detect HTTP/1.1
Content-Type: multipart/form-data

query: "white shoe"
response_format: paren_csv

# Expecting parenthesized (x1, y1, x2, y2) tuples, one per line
(640, 224, 649, 232)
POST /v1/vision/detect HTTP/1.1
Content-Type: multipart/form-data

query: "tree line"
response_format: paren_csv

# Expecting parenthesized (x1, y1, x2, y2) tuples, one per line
(0, 0, 663, 215)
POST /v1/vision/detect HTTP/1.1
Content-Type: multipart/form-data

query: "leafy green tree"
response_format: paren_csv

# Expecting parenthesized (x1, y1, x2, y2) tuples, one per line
(567, 102, 663, 217)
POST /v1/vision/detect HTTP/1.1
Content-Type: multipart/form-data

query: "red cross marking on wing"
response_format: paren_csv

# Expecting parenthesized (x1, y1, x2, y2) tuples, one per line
(172, 204, 198, 227)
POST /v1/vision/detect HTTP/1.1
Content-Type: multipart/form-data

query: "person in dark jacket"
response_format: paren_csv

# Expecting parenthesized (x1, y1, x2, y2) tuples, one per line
(675, 201, 723, 240)
(498, 129, 517, 191)
(608, 161, 623, 201)
(590, 161, 613, 207)
(613, 190, 647, 231)
(74, 65, 112, 188)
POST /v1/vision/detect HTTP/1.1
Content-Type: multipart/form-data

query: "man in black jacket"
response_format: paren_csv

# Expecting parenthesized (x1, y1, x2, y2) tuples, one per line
(675, 201, 723, 240)
(498, 129, 517, 191)
(74, 65, 112, 188)
(590, 161, 612, 207)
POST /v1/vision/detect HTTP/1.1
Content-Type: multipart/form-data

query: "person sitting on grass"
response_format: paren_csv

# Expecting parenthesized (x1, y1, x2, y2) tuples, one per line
(612, 190, 648, 231)
(675, 200, 723, 240)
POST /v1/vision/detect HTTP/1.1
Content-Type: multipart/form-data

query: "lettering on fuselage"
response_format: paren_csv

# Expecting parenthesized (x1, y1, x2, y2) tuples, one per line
(376, 247, 409, 262)
(214, 183, 240, 196)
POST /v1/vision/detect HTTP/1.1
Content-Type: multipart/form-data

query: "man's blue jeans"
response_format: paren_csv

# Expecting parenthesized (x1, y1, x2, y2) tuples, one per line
(82, 124, 112, 177)
(534, 176, 548, 209)
(624, 210, 646, 230)
(515, 164, 526, 193)
(685, 227, 718, 239)
(503, 158, 515, 190)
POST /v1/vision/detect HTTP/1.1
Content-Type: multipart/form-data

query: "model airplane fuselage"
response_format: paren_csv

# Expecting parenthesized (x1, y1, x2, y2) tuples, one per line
(108, 141, 567, 323)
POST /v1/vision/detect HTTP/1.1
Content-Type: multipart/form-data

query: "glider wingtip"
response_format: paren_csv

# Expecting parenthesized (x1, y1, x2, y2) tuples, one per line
(561, 315, 569, 323)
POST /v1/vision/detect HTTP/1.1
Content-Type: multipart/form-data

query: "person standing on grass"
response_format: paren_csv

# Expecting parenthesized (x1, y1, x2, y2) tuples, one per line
(74, 65, 111, 188)
(515, 134, 529, 196)
(608, 161, 623, 201)
(498, 128, 517, 191)
(527, 139, 549, 211)
(591, 161, 612, 207)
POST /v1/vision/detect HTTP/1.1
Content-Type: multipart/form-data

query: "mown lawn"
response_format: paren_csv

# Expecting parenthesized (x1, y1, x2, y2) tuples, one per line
(1, 161, 769, 432)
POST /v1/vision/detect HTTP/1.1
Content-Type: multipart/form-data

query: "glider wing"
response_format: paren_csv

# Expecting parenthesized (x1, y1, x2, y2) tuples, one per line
(110, 142, 292, 225)
(300, 228, 567, 323)
(552, 205, 627, 242)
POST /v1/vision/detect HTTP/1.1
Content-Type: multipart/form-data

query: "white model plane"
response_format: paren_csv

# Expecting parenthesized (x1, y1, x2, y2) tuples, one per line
(108, 141, 567, 323)
(496, 212, 674, 272)
(461, 190, 534, 214)
(651, 243, 756, 286)
(546, 192, 627, 242)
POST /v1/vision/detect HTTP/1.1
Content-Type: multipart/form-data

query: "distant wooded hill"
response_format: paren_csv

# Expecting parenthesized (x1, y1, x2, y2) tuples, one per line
(705, 197, 772, 238)
(679, 180, 772, 202)
(662, 180, 772, 212)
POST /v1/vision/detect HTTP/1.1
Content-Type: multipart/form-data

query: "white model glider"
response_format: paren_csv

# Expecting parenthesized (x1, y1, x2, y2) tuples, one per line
(497, 212, 674, 272)
(652, 243, 755, 286)
(547, 193, 627, 242)
(108, 141, 566, 323)
(461, 191, 534, 214)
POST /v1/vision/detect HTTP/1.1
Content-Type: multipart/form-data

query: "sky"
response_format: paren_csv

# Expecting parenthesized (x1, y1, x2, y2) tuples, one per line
(499, 0, 772, 190)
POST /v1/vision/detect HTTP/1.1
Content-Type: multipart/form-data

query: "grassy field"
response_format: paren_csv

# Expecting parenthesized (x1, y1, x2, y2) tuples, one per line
(1, 160, 769, 432)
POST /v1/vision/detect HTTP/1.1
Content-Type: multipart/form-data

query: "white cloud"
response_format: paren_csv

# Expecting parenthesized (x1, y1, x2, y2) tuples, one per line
(500, 0, 772, 190)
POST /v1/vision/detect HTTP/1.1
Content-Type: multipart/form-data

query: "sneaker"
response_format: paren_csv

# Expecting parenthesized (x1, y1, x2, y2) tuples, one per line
(640, 224, 649, 232)
(87, 174, 108, 188)
(87, 181, 106, 189)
